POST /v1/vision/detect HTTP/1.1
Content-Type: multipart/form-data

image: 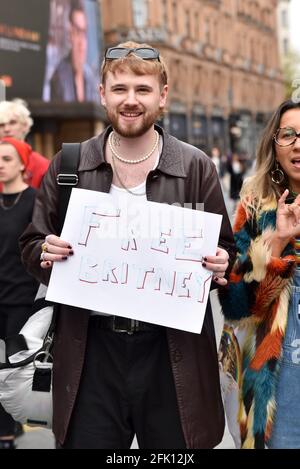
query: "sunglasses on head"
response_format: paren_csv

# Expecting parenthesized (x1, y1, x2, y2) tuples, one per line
(105, 47, 160, 62)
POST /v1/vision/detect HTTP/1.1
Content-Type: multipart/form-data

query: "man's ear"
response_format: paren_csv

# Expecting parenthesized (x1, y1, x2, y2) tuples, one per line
(159, 84, 168, 109)
(99, 84, 106, 107)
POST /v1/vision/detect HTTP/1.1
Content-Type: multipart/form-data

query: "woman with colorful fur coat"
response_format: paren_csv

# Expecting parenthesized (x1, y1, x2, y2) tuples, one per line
(219, 100, 300, 449)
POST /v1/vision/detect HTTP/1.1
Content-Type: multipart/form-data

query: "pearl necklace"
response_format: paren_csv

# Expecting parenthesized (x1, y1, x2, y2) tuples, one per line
(108, 130, 159, 164)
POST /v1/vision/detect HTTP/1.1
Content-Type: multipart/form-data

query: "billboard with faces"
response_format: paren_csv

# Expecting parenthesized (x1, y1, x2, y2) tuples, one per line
(0, 0, 101, 104)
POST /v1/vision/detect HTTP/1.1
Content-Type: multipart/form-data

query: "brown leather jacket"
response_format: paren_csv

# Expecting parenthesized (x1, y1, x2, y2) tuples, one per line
(20, 126, 236, 448)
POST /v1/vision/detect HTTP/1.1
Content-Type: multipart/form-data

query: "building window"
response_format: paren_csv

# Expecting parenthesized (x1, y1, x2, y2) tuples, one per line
(204, 18, 210, 44)
(283, 38, 289, 55)
(250, 38, 255, 61)
(162, 0, 168, 29)
(281, 9, 288, 28)
(213, 71, 221, 99)
(172, 60, 180, 92)
(185, 10, 191, 38)
(194, 65, 202, 95)
(194, 12, 199, 40)
(214, 19, 218, 47)
(173, 1, 178, 31)
(132, 0, 148, 28)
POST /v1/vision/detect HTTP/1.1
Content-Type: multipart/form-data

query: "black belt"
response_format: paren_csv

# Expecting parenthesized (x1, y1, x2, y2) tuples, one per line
(89, 315, 161, 335)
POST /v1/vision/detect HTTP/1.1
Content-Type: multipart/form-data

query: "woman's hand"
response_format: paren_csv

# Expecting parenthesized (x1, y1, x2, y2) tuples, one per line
(272, 190, 300, 257)
(202, 246, 229, 286)
(40, 234, 73, 269)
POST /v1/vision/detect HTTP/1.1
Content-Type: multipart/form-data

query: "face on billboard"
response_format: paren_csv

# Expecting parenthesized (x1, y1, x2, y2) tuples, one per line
(70, 10, 88, 73)
(0, 0, 101, 104)
(44, 0, 100, 103)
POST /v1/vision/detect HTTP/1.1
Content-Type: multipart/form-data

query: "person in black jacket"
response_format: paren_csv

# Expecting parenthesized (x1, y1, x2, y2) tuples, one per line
(20, 42, 235, 449)
(227, 153, 246, 200)
(0, 137, 38, 449)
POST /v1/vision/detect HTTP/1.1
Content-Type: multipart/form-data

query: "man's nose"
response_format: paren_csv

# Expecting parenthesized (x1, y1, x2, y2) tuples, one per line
(124, 90, 139, 105)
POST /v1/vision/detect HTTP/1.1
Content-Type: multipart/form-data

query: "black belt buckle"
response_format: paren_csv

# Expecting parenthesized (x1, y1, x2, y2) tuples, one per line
(112, 317, 138, 335)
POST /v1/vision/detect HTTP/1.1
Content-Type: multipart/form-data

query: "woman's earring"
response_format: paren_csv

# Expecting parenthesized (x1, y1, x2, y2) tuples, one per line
(271, 162, 285, 184)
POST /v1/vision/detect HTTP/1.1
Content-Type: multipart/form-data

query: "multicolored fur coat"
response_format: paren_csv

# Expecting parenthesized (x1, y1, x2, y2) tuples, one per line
(219, 200, 295, 449)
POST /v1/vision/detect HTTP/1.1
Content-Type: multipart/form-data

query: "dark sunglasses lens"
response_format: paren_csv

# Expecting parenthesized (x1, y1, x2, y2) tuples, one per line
(106, 48, 129, 59)
(106, 47, 159, 61)
(135, 48, 158, 59)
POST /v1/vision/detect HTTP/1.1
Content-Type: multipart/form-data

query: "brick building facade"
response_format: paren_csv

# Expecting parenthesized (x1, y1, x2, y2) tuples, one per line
(101, 0, 284, 156)
(277, 0, 291, 62)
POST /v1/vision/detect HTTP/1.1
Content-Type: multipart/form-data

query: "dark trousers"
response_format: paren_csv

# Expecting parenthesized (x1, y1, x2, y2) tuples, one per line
(63, 319, 186, 449)
(0, 305, 32, 437)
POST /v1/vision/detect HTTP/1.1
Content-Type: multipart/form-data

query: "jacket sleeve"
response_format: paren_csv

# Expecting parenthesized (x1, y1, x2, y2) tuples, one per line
(218, 203, 295, 322)
(19, 152, 62, 286)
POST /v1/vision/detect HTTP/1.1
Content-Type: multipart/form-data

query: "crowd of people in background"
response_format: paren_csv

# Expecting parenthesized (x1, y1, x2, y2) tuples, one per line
(208, 146, 249, 215)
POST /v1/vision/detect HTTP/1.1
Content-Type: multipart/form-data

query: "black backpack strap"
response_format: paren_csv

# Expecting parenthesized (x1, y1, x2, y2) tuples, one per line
(56, 143, 81, 234)
(44, 143, 81, 348)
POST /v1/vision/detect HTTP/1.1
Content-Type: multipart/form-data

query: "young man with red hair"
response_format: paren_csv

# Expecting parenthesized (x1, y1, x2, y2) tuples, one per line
(20, 42, 235, 449)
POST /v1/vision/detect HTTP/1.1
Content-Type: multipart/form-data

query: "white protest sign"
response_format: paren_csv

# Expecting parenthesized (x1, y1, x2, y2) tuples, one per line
(46, 189, 222, 333)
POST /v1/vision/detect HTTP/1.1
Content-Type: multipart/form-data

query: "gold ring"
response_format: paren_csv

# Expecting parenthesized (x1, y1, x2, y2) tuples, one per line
(41, 242, 48, 253)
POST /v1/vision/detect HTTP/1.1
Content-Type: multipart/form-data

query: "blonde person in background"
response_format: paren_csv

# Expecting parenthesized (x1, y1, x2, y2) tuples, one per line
(219, 99, 300, 448)
(0, 99, 49, 192)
